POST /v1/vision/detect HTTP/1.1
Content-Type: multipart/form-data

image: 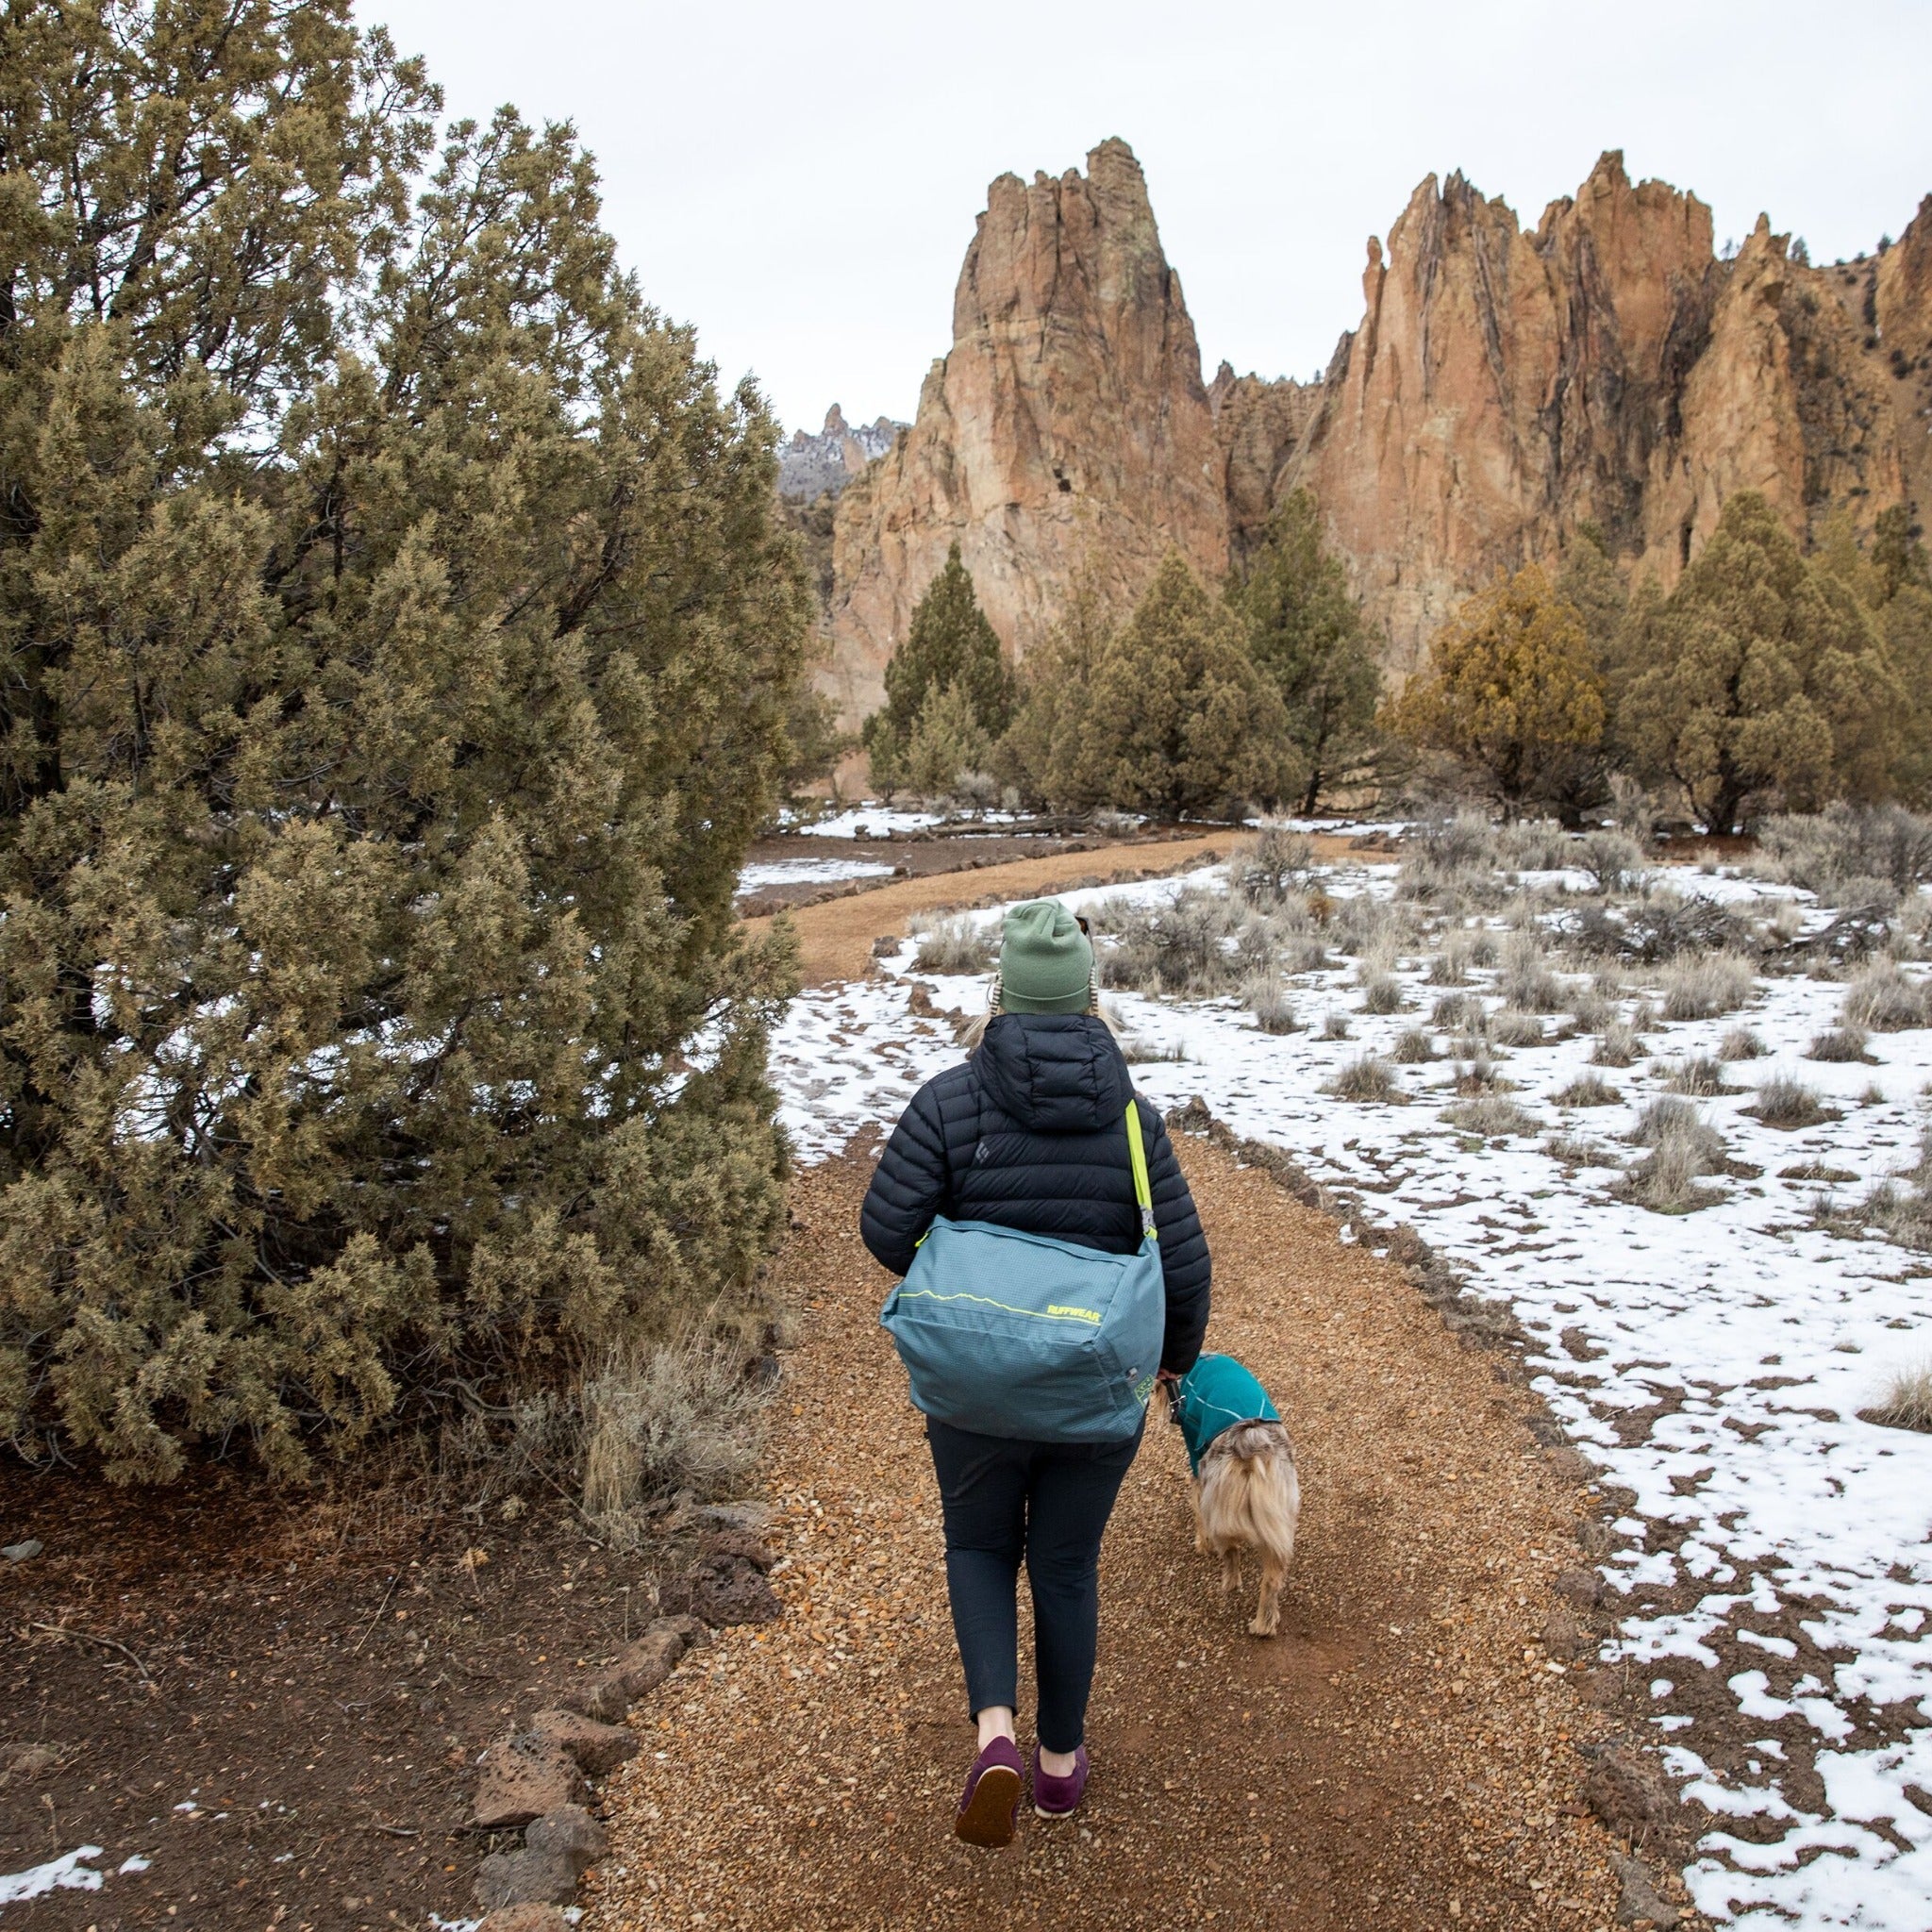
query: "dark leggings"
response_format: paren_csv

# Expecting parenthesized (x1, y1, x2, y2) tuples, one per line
(924, 1416, 1142, 1754)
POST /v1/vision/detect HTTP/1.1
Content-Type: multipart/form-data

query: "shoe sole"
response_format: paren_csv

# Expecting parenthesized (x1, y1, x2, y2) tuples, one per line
(1033, 1800, 1080, 1819)
(955, 1764, 1023, 1847)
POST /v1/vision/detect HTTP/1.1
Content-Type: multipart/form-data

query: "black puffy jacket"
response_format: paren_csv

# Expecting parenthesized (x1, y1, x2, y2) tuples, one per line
(858, 1013, 1211, 1375)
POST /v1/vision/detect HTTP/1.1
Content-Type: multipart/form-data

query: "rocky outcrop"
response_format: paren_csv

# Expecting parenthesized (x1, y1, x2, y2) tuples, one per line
(824, 146, 1927, 715)
(825, 139, 1228, 725)
(777, 404, 902, 503)
(1209, 360, 1322, 557)
(1280, 153, 1914, 675)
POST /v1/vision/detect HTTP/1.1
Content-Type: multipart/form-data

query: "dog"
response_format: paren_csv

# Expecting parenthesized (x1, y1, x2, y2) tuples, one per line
(1168, 1354, 1301, 1639)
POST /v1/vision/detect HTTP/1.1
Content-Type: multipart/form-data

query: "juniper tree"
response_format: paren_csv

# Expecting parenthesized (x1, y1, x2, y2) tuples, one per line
(1391, 565, 1606, 817)
(0, 3, 810, 1480)
(1616, 493, 1901, 832)
(1231, 490, 1381, 814)
(1072, 553, 1303, 820)
(862, 542, 1014, 793)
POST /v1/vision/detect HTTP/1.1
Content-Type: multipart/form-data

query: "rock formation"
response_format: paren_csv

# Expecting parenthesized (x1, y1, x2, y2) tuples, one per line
(823, 147, 1932, 721)
(776, 404, 903, 503)
(1291, 154, 1917, 675)
(825, 139, 1228, 725)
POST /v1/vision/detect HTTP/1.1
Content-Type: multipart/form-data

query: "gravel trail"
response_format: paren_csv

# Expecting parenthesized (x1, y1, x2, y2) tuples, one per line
(585, 1135, 1649, 1932)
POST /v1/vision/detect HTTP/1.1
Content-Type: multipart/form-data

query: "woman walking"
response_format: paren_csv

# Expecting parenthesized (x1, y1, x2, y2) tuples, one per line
(860, 900, 1211, 1846)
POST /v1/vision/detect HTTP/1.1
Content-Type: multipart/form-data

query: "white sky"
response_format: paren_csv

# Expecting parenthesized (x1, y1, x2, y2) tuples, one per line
(359, 0, 1932, 436)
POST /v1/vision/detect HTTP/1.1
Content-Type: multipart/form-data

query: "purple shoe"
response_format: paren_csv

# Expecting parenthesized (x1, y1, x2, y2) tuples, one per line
(955, 1736, 1024, 1847)
(1032, 1743, 1090, 1819)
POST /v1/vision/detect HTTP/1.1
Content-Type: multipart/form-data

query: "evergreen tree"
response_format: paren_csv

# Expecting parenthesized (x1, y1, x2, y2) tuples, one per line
(861, 543, 1014, 793)
(1391, 566, 1606, 817)
(999, 547, 1112, 809)
(0, 5, 810, 1480)
(1544, 525, 1630, 820)
(902, 681, 992, 799)
(1231, 491, 1382, 813)
(1073, 554, 1304, 820)
(1617, 493, 1901, 832)
(1873, 505, 1932, 606)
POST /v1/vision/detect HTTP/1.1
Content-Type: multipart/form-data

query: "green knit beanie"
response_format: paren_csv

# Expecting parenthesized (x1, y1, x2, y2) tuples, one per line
(997, 900, 1094, 1014)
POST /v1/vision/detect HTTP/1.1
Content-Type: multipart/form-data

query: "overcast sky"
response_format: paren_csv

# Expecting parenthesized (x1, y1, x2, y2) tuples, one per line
(359, 0, 1932, 436)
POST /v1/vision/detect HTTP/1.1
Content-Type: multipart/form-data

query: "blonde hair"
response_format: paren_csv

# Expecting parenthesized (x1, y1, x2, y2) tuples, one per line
(958, 976, 1121, 1052)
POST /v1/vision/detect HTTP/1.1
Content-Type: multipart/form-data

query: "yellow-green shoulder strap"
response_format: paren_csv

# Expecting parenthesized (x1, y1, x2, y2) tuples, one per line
(1124, 1101, 1157, 1240)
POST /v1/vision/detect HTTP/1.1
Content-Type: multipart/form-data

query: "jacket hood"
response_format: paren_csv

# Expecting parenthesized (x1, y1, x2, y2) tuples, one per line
(973, 1013, 1133, 1133)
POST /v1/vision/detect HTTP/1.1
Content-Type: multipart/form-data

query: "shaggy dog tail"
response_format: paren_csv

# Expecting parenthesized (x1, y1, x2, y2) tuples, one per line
(1209, 1422, 1299, 1564)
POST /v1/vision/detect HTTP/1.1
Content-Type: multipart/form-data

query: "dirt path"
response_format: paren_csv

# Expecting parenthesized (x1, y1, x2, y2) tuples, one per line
(585, 1134, 1637, 1932)
(747, 831, 1394, 986)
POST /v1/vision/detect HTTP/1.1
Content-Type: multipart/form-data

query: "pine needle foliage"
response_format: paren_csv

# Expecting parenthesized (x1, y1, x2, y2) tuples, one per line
(1390, 565, 1606, 816)
(863, 542, 1014, 794)
(1230, 491, 1381, 814)
(1059, 553, 1304, 819)
(0, 5, 810, 1481)
(1617, 493, 1903, 832)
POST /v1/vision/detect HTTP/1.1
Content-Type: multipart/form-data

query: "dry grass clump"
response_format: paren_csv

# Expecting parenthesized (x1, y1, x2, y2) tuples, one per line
(1754, 803, 1932, 907)
(1359, 972, 1407, 1015)
(1431, 991, 1484, 1031)
(1750, 1074, 1835, 1129)
(1234, 827, 1317, 907)
(1500, 930, 1567, 1012)
(1566, 986, 1617, 1034)
(1592, 1019, 1645, 1067)
(581, 1335, 769, 1543)
(1493, 819, 1574, 873)
(1331, 891, 1415, 958)
(1399, 812, 1500, 900)
(1658, 951, 1758, 1021)
(1576, 828, 1646, 894)
(1442, 1096, 1539, 1138)
(1665, 1055, 1731, 1096)
(1243, 973, 1299, 1035)
(1862, 1129, 1932, 1252)
(1622, 1099, 1729, 1211)
(1320, 1009, 1351, 1041)
(1841, 961, 1930, 1032)
(1544, 1134, 1614, 1168)
(1327, 1055, 1403, 1103)
(910, 913, 996, 974)
(1391, 1026, 1436, 1064)
(1488, 1008, 1549, 1048)
(1719, 1026, 1767, 1061)
(1807, 1024, 1873, 1064)
(1554, 1074, 1622, 1108)
(1096, 888, 1238, 994)
(1861, 1358, 1932, 1433)
(1449, 1057, 1514, 1097)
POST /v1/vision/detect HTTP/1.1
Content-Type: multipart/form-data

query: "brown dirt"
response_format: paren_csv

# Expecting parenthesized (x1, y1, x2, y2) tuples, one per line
(584, 1135, 1676, 1932)
(0, 1448, 716, 1926)
(753, 831, 1396, 986)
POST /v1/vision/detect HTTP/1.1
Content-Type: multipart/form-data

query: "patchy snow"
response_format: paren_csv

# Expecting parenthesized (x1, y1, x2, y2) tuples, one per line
(792, 806, 945, 840)
(0, 1846, 105, 1901)
(737, 857, 896, 892)
(765, 854, 1932, 1930)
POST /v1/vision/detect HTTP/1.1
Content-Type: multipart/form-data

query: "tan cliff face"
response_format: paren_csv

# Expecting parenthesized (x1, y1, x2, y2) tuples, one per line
(824, 148, 1930, 724)
(824, 139, 1227, 726)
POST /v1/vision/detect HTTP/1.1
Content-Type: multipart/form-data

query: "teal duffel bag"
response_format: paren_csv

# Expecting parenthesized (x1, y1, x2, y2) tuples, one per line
(879, 1101, 1164, 1443)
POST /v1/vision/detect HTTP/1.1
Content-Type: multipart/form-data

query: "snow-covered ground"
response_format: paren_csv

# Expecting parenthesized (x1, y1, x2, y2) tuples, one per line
(735, 856, 896, 892)
(766, 854, 1932, 1931)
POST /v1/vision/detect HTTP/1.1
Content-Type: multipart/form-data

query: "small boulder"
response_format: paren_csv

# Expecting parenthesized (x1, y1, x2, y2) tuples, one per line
(1612, 1850, 1681, 1927)
(556, 1615, 699, 1724)
(660, 1553, 782, 1627)
(525, 1706, 640, 1778)
(475, 1804, 608, 1909)
(1584, 1744, 1674, 1842)
(1554, 1566, 1605, 1608)
(471, 1734, 588, 1832)
(479, 1908, 572, 1932)
(528, 1803, 608, 1874)
(1541, 1607, 1589, 1660)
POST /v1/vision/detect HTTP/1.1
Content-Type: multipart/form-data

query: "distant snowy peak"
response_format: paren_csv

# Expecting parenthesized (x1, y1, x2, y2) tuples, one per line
(776, 403, 905, 502)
